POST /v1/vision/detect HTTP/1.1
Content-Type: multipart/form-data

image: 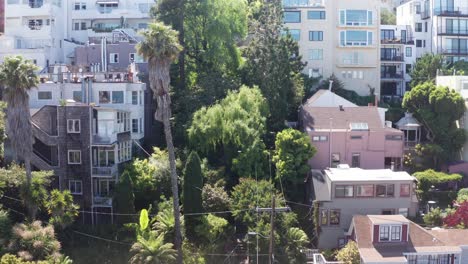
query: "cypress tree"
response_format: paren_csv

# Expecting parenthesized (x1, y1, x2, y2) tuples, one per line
(115, 171, 135, 224)
(183, 151, 203, 242)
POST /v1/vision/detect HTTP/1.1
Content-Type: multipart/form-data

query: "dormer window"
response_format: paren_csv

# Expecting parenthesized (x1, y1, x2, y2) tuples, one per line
(379, 225, 401, 242)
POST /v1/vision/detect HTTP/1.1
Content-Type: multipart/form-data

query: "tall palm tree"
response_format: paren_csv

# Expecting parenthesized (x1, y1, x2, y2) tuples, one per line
(137, 22, 183, 263)
(0, 56, 39, 218)
(130, 233, 177, 264)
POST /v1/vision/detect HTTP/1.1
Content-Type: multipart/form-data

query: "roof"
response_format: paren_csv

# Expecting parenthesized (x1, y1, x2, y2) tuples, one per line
(310, 169, 330, 201)
(368, 215, 410, 225)
(395, 112, 421, 129)
(429, 229, 468, 246)
(300, 106, 401, 133)
(352, 215, 464, 263)
(324, 168, 415, 182)
(304, 90, 357, 108)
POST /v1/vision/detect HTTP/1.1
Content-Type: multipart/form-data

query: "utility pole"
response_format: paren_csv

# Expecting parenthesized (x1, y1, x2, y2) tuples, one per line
(269, 194, 275, 264)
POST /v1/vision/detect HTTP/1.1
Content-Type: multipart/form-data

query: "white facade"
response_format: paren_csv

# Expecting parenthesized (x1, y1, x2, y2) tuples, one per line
(380, 24, 416, 98)
(397, 0, 468, 63)
(283, 0, 381, 96)
(0, 0, 153, 69)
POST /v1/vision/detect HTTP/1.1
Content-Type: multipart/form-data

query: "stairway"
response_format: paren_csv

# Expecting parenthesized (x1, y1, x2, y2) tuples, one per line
(31, 122, 58, 146)
(31, 151, 56, 171)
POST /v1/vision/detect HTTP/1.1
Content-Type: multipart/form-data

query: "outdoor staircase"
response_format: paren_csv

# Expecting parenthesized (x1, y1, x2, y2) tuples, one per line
(31, 151, 56, 171)
(31, 122, 57, 146)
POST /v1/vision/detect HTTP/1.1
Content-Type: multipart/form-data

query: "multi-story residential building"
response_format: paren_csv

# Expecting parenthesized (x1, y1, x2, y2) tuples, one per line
(283, 0, 381, 96)
(31, 103, 133, 224)
(0, 0, 153, 69)
(299, 94, 405, 170)
(348, 215, 468, 263)
(397, 0, 468, 64)
(309, 167, 418, 249)
(380, 25, 416, 99)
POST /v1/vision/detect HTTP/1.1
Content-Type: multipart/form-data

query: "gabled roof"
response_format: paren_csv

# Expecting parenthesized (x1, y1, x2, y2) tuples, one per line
(304, 90, 357, 108)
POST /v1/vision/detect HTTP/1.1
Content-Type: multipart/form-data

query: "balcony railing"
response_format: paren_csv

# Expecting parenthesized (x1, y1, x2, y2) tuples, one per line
(93, 134, 118, 145)
(438, 48, 468, 55)
(92, 165, 118, 177)
(421, 10, 431, 19)
(312, 254, 343, 264)
(93, 197, 113, 207)
(381, 54, 405, 62)
(437, 27, 468, 36)
(381, 71, 405, 80)
(28, 0, 43, 8)
(381, 38, 414, 45)
(282, 0, 324, 8)
(434, 7, 468, 17)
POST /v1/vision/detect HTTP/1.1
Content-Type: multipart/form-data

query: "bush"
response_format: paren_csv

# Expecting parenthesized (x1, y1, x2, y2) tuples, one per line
(413, 170, 462, 202)
(457, 188, 468, 203)
(0, 209, 12, 249)
(336, 241, 360, 264)
(423, 207, 444, 226)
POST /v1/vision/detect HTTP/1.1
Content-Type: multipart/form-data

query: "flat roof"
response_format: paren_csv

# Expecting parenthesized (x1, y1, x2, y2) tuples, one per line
(325, 167, 415, 182)
(368, 215, 410, 225)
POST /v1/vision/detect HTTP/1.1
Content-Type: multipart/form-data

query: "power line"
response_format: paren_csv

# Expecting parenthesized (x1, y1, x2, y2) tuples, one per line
(1, 194, 23, 203)
(1, 204, 26, 216)
(72, 230, 132, 246)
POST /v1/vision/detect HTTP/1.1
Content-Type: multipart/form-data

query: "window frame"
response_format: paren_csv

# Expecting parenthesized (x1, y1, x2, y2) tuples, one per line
(329, 209, 340, 225)
(320, 209, 328, 226)
(111, 91, 124, 104)
(99, 91, 110, 104)
(400, 184, 411, 197)
(132, 118, 139, 133)
(355, 184, 374, 197)
(69, 180, 83, 195)
(339, 9, 373, 26)
(307, 10, 326, 20)
(109, 53, 119, 64)
(376, 184, 395, 197)
(379, 225, 402, 242)
(284, 11, 301, 23)
(335, 185, 354, 198)
(68, 150, 82, 165)
(309, 31, 323, 41)
(415, 23, 423, 32)
(340, 30, 374, 47)
(351, 153, 361, 168)
(67, 119, 81, 133)
(309, 49, 323, 60)
(131, 91, 138, 105)
(38, 91, 52, 100)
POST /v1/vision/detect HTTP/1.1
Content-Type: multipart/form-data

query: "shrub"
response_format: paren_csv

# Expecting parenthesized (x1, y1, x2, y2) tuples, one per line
(336, 241, 360, 264)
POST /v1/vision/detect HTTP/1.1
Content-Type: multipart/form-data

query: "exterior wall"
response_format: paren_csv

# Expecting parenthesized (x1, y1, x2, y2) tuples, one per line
(306, 129, 404, 170)
(318, 179, 415, 249)
(283, 0, 381, 96)
(0, 0, 4, 34)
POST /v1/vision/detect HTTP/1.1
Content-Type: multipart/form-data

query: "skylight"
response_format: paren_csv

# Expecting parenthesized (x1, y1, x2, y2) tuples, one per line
(350, 122, 369, 131)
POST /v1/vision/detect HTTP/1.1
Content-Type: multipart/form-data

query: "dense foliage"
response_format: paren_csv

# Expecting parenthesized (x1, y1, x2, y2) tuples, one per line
(444, 201, 468, 228)
(44, 190, 79, 230)
(183, 151, 203, 242)
(410, 54, 445, 87)
(413, 169, 462, 202)
(114, 171, 136, 224)
(336, 241, 360, 264)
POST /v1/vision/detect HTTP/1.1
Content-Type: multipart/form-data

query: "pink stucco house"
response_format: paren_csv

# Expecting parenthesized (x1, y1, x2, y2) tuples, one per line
(299, 92, 404, 170)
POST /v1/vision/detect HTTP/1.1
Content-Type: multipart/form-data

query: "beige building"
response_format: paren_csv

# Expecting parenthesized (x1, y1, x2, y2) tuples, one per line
(283, 0, 381, 96)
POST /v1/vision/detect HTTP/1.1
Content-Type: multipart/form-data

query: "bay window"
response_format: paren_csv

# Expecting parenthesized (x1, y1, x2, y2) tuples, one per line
(339, 10, 373, 26)
(340, 30, 373, 46)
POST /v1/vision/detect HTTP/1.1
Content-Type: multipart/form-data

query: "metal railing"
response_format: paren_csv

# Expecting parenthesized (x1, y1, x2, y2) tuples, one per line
(381, 71, 405, 79)
(381, 38, 414, 45)
(438, 48, 468, 55)
(282, 0, 324, 8)
(92, 134, 118, 145)
(381, 53, 405, 62)
(437, 26, 468, 36)
(93, 197, 113, 206)
(39, 71, 139, 84)
(92, 165, 118, 177)
(434, 7, 468, 17)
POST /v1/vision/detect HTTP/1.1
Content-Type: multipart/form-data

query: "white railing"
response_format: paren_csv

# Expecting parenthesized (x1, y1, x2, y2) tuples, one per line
(92, 165, 118, 177)
(313, 254, 343, 264)
(15, 39, 52, 49)
(93, 196, 113, 206)
(283, 0, 324, 7)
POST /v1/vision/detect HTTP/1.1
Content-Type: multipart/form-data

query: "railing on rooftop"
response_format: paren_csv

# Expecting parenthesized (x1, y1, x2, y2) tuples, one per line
(437, 26, 468, 36)
(282, 0, 324, 8)
(312, 254, 343, 264)
(39, 71, 140, 84)
(434, 6, 468, 17)
(381, 38, 414, 45)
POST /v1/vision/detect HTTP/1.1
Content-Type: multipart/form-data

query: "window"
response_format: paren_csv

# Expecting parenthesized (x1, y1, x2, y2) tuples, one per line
(335, 185, 353, 198)
(38, 91, 52, 100)
(406, 64, 412, 74)
(81, 22, 86, 30)
(138, 23, 148, 29)
(308, 68, 322, 78)
(350, 135, 362, 139)
(342, 52, 363, 65)
(406, 47, 412, 57)
(285, 29, 300, 41)
(309, 49, 323, 60)
(74, 2, 86, 10)
(379, 225, 390, 241)
(416, 39, 422, 47)
(340, 30, 373, 46)
(112, 91, 124, 104)
(28, 19, 43, 30)
(68, 150, 81, 164)
(382, 209, 394, 215)
(312, 135, 328, 141)
(351, 153, 360, 168)
(391, 226, 401, 241)
(398, 208, 408, 217)
(356, 185, 374, 197)
(331, 153, 340, 168)
(132, 119, 139, 133)
(67, 119, 80, 133)
(140, 118, 143, 133)
(138, 3, 151, 13)
(415, 3, 421, 14)
(74, 22, 80, 31)
(320, 209, 328, 225)
(129, 53, 144, 63)
(308, 10, 326, 20)
(118, 141, 132, 162)
(73, 91, 82, 102)
(415, 23, 422, 32)
(376, 184, 394, 197)
(329, 210, 340, 225)
(309, 31, 323, 41)
(132, 91, 138, 105)
(339, 10, 373, 26)
(400, 184, 410, 197)
(109, 53, 119, 63)
(385, 135, 403, 140)
(69, 180, 82, 195)
(284, 11, 301, 23)
(99, 91, 110, 104)
(139, 91, 143, 105)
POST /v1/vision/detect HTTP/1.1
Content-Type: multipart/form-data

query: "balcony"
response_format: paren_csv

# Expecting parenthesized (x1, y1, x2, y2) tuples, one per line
(93, 197, 113, 207)
(381, 38, 414, 45)
(92, 165, 118, 177)
(93, 134, 118, 145)
(381, 71, 404, 80)
(437, 27, 468, 36)
(282, 0, 324, 8)
(434, 7, 468, 17)
(28, 0, 43, 8)
(438, 48, 468, 56)
(381, 54, 405, 62)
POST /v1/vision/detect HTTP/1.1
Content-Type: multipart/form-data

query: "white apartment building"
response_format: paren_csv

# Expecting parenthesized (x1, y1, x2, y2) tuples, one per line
(397, 0, 468, 63)
(0, 0, 153, 70)
(380, 24, 416, 98)
(283, 0, 381, 96)
(28, 66, 146, 142)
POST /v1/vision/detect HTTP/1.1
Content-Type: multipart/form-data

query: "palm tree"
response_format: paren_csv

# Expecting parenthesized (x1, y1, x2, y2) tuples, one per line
(130, 233, 177, 264)
(0, 56, 39, 219)
(136, 22, 183, 263)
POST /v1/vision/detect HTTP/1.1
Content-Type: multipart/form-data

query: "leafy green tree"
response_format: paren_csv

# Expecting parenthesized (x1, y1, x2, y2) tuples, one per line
(413, 169, 462, 202)
(315, 75, 374, 106)
(44, 190, 79, 230)
(336, 241, 360, 264)
(188, 86, 269, 182)
(403, 82, 466, 166)
(410, 54, 445, 87)
(457, 188, 468, 203)
(152, 199, 184, 244)
(423, 207, 445, 226)
(130, 233, 177, 264)
(183, 151, 203, 242)
(242, 0, 306, 130)
(285, 227, 309, 264)
(8, 221, 61, 262)
(137, 21, 183, 262)
(0, 56, 39, 219)
(381, 8, 396, 24)
(0, 209, 11, 253)
(201, 183, 230, 212)
(114, 170, 135, 224)
(194, 214, 229, 244)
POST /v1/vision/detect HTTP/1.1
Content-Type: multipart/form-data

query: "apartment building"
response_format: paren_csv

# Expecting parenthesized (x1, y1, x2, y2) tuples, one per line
(309, 167, 418, 249)
(349, 215, 468, 263)
(397, 0, 468, 63)
(31, 104, 132, 224)
(0, 0, 153, 69)
(283, 0, 381, 96)
(380, 25, 416, 99)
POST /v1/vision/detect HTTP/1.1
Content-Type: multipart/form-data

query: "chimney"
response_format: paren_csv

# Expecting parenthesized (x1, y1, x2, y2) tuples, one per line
(339, 105, 344, 111)
(390, 162, 395, 171)
(374, 95, 378, 107)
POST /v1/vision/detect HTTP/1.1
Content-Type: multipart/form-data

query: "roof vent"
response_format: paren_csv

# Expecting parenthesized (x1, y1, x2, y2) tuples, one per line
(339, 105, 344, 111)
(337, 164, 350, 169)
